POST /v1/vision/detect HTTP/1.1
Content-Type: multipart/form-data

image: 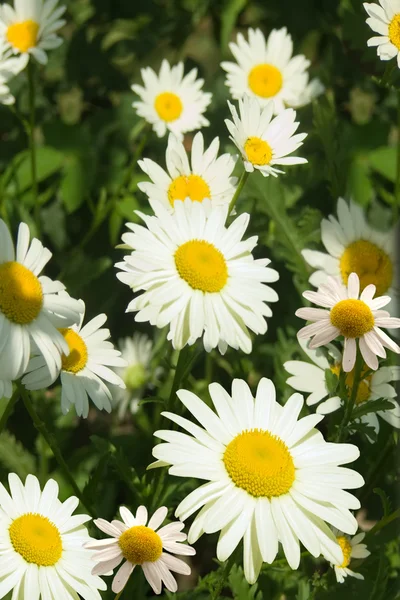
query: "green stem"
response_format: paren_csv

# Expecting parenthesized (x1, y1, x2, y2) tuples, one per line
(336, 346, 363, 441)
(0, 389, 19, 434)
(395, 90, 400, 222)
(167, 349, 185, 410)
(229, 170, 249, 213)
(365, 507, 400, 541)
(27, 61, 40, 234)
(18, 383, 94, 516)
(211, 552, 237, 600)
(114, 591, 124, 600)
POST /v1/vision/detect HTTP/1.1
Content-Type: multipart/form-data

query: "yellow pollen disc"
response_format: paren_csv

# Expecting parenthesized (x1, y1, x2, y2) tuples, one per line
(244, 136, 273, 166)
(118, 525, 162, 564)
(0, 261, 43, 324)
(175, 240, 228, 293)
(336, 535, 352, 568)
(168, 174, 211, 206)
(248, 64, 283, 98)
(331, 363, 372, 405)
(330, 299, 374, 338)
(9, 513, 62, 566)
(389, 14, 400, 50)
(154, 92, 183, 122)
(59, 328, 88, 373)
(6, 20, 39, 53)
(340, 240, 393, 297)
(223, 429, 295, 498)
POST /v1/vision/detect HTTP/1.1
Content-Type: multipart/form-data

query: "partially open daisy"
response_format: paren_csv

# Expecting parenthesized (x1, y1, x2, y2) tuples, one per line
(22, 299, 126, 418)
(116, 199, 279, 354)
(0, 220, 82, 382)
(364, 1, 400, 66)
(0, 0, 66, 65)
(221, 27, 324, 114)
(152, 378, 364, 583)
(296, 273, 400, 372)
(138, 132, 237, 212)
(132, 59, 211, 140)
(225, 96, 307, 177)
(87, 505, 195, 595)
(0, 473, 106, 600)
(330, 529, 370, 583)
(0, 43, 27, 105)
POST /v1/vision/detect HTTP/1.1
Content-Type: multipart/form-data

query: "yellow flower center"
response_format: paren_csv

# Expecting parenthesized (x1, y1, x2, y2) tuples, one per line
(118, 525, 162, 564)
(59, 328, 88, 373)
(330, 363, 372, 405)
(6, 20, 39, 53)
(174, 240, 228, 293)
(330, 299, 375, 338)
(389, 14, 400, 50)
(244, 137, 273, 166)
(340, 240, 393, 297)
(9, 513, 62, 566)
(0, 261, 43, 324)
(154, 92, 183, 122)
(223, 429, 295, 498)
(248, 64, 283, 98)
(336, 535, 352, 568)
(168, 174, 211, 206)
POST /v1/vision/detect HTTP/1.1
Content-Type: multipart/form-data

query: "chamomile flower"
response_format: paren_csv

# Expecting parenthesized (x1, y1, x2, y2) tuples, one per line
(116, 199, 279, 354)
(221, 27, 324, 114)
(0, 473, 106, 600)
(296, 272, 400, 372)
(138, 132, 237, 212)
(364, 1, 400, 66)
(151, 378, 364, 583)
(0, 0, 66, 65)
(225, 96, 307, 177)
(22, 299, 126, 418)
(132, 59, 211, 140)
(87, 505, 195, 595)
(0, 44, 27, 105)
(0, 220, 82, 382)
(330, 529, 370, 583)
(0, 378, 12, 399)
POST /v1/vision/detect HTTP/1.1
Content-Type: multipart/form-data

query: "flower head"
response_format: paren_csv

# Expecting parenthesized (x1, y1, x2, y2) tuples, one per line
(364, 1, 400, 66)
(330, 529, 370, 583)
(0, 42, 27, 104)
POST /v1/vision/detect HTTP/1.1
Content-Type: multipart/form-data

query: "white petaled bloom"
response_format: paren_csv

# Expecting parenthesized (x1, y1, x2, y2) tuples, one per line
(116, 199, 279, 354)
(225, 96, 307, 178)
(0, 44, 27, 105)
(22, 300, 126, 418)
(221, 27, 324, 114)
(0, 0, 66, 65)
(138, 132, 237, 213)
(296, 272, 400, 373)
(0, 473, 106, 600)
(132, 59, 212, 140)
(151, 378, 364, 584)
(87, 505, 195, 595)
(364, 1, 400, 66)
(330, 528, 370, 583)
(0, 220, 82, 382)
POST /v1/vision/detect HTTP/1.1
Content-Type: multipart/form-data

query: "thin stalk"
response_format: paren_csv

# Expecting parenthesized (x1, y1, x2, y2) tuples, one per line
(395, 90, 400, 222)
(336, 347, 363, 441)
(167, 349, 184, 410)
(0, 389, 19, 434)
(211, 552, 237, 600)
(229, 170, 249, 213)
(114, 591, 124, 600)
(27, 61, 39, 234)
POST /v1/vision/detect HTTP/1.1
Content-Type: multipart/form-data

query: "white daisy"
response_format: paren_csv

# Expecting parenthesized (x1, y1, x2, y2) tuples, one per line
(364, 0, 400, 66)
(0, 0, 66, 65)
(0, 43, 27, 105)
(132, 59, 212, 140)
(296, 272, 400, 372)
(116, 199, 279, 354)
(330, 529, 370, 583)
(0, 378, 12, 399)
(0, 219, 82, 382)
(221, 27, 324, 114)
(87, 504, 195, 595)
(22, 299, 126, 418)
(0, 473, 106, 600)
(225, 95, 307, 178)
(138, 132, 237, 212)
(152, 379, 364, 584)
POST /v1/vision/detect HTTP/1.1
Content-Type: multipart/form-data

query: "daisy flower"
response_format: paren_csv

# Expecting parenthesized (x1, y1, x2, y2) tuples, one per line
(22, 299, 126, 418)
(0, 43, 27, 105)
(296, 272, 400, 372)
(0, 0, 66, 65)
(0, 220, 82, 382)
(116, 199, 279, 354)
(330, 529, 370, 583)
(151, 378, 364, 583)
(221, 27, 324, 114)
(132, 59, 212, 140)
(138, 132, 237, 212)
(364, 1, 400, 66)
(87, 504, 195, 595)
(225, 96, 307, 177)
(0, 473, 106, 600)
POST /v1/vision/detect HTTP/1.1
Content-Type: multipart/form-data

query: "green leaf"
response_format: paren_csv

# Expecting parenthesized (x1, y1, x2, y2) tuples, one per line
(374, 487, 392, 518)
(346, 155, 373, 206)
(228, 565, 262, 600)
(352, 398, 396, 419)
(0, 431, 36, 479)
(220, 0, 248, 53)
(325, 368, 339, 395)
(61, 153, 87, 213)
(368, 147, 396, 182)
(4, 147, 63, 199)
